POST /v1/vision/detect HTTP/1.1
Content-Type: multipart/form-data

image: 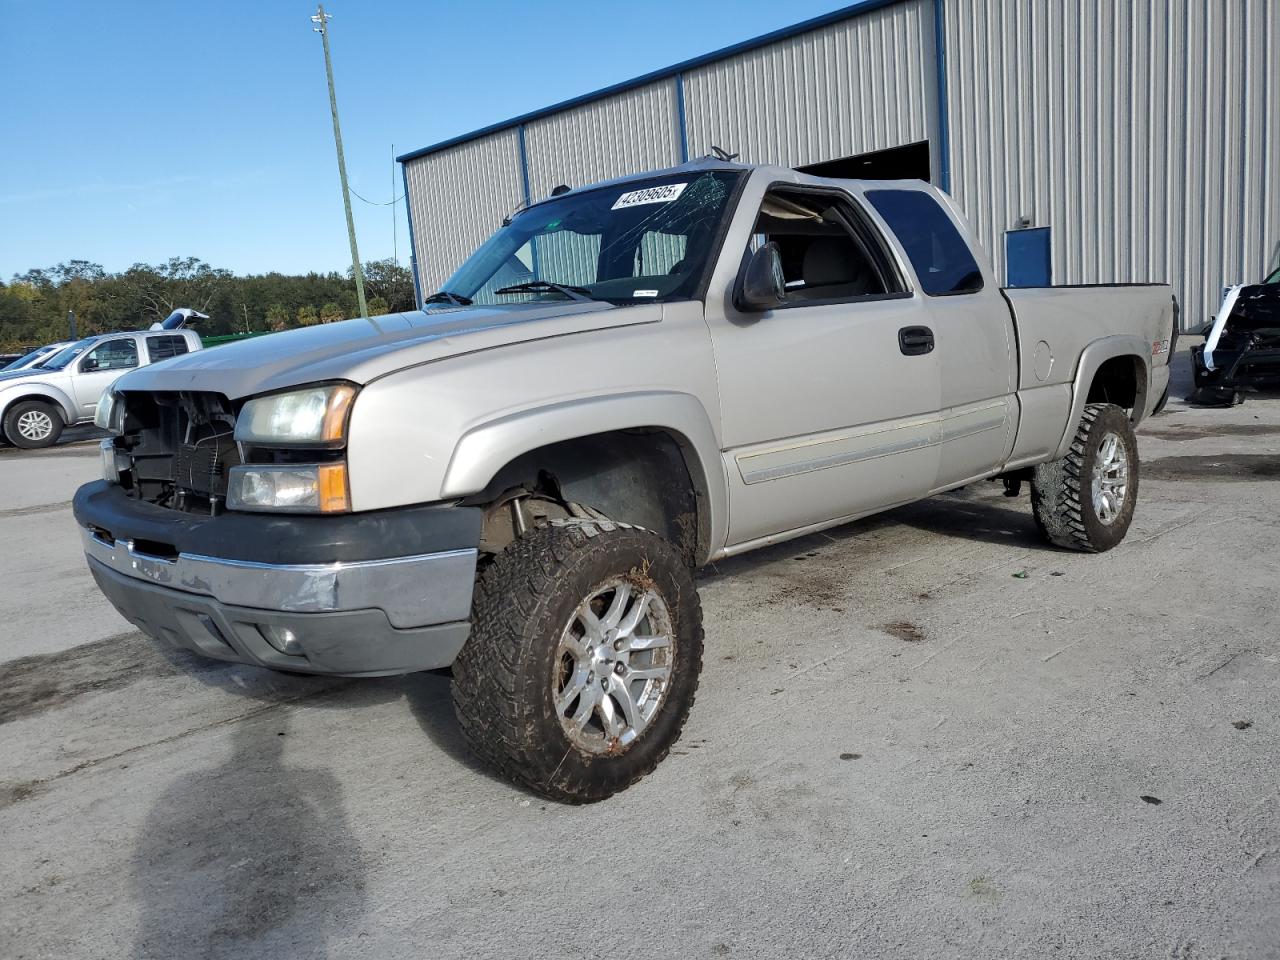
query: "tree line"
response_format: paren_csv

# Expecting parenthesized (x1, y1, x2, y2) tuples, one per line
(0, 256, 417, 351)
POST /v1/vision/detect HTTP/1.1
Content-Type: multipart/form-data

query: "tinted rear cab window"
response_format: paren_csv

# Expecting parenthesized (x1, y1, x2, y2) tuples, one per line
(866, 190, 984, 296)
(146, 335, 190, 362)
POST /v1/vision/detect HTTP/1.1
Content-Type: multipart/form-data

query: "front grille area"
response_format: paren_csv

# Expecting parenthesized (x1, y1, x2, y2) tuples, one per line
(114, 391, 242, 514)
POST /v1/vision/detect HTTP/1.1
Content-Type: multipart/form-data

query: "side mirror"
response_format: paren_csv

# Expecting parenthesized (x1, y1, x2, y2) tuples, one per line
(81, 357, 99, 372)
(736, 242, 786, 312)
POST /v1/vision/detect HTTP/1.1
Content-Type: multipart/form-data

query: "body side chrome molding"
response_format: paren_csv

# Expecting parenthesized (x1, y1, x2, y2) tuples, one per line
(734, 399, 1009, 486)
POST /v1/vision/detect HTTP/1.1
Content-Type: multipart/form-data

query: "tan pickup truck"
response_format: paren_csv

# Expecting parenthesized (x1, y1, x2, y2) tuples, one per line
(76, 159, 1175, 801)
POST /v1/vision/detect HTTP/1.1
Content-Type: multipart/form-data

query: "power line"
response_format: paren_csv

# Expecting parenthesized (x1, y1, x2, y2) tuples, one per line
(349, 185, 405, 206)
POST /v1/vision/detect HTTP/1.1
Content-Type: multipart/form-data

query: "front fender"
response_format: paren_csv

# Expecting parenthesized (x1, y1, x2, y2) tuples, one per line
(1053, 335, 1151, 459)
(0, 382, 78, 424)
(441, 391, 728, 562)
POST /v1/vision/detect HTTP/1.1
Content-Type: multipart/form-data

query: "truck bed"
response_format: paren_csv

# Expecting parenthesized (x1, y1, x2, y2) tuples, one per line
(1002, 284, 1175, 392)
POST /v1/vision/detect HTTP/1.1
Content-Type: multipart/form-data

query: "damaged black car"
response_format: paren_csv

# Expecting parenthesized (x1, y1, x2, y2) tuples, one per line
(1191, 266, 1280, 404)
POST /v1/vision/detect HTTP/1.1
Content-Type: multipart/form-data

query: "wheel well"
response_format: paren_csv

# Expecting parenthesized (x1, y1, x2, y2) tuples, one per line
(2, 395, 66, 422)
(1086, 356, 1146, 413)
(465, 429, 706, 567)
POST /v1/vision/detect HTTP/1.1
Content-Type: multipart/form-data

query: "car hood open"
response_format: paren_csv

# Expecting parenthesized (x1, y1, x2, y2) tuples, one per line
(113, 301, 661, 400)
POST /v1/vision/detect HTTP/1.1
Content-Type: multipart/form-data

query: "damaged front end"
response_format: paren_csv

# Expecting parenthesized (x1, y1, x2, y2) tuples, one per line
(1191, 275, 1280, 404)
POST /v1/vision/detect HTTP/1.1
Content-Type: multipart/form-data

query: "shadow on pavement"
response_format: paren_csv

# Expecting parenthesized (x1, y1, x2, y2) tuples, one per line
(400, 669, 538, 794)
(701, 484, 1055, 584)
(130, 713, 366, 960)
(889, 488, 1050, 549)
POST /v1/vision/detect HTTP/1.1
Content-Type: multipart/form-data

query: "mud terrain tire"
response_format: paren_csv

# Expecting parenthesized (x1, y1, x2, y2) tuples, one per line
(1031, 403, 1138, 552)
(452, 518, 703, 803)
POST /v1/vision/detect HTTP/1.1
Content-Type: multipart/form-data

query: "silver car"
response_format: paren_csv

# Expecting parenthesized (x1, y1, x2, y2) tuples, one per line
(0, 329, 202, 448)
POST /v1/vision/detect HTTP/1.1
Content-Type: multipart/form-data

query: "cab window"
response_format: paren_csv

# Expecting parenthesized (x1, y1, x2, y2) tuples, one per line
(146, 335, 190, 362)
(865, 189, 983, 296)
(748, 188, 902, 303)
(81, 338, 138, 372)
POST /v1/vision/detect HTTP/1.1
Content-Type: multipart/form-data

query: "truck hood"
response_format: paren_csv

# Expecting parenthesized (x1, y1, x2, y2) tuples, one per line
(114, 301, 660, 400)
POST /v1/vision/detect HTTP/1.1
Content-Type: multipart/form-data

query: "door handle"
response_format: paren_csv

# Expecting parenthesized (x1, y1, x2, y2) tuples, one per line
(898, 325, 935, 356)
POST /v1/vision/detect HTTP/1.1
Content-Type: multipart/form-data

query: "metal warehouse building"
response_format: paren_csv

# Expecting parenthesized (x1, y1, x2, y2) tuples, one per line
(397, 0, 1278, 330)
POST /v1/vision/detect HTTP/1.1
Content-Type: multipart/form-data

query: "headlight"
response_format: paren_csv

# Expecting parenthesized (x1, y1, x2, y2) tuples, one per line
(226, 463, 349, 513)
(234, 384, 356, 444)
(94, 390, 124, 433)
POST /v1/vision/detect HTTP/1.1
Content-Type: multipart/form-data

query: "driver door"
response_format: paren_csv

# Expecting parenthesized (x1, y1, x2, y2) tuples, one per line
(707, 183, 942, 548)
(72, 338, 139, 416)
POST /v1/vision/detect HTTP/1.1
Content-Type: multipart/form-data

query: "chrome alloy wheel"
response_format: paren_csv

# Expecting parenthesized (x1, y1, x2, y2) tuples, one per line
(16, 409, 54, 442)
(553, 578, 675, 754)
(1091, 431, 1130, 524)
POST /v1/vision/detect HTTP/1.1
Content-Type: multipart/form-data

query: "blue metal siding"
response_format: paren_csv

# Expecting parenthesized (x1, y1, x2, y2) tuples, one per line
(400, 161, 423, 308)
(675, 73, 689, 163)
(932, 0, 950, 191)
(1005, 227, 1052, 287)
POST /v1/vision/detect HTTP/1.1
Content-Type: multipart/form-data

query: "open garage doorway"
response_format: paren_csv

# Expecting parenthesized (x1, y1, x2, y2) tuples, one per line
(798, 141, 931, 181)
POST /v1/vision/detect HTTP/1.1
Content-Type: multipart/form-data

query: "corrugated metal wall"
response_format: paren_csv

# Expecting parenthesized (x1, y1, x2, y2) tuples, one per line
(943, 0, 1280, 329)
(401, 0, 1277, 329)
(682, 0, 935, 166)
(402, 128, 525, 294)
(523, 80, 682, 199)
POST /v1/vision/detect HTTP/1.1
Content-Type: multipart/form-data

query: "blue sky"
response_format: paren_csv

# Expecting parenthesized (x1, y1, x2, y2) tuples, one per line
(0, 0, 844, 278)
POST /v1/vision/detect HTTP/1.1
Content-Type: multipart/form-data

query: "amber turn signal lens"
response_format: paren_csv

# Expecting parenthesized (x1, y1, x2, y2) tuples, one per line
(317, 463, 350, 513)
(321, 385, 357, 442)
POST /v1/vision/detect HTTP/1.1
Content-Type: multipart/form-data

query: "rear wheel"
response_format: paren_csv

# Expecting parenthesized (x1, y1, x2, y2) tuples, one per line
(3, 400, 64, 449)
(1031, 403, 1138, 552)
(452, 518, 703, 803)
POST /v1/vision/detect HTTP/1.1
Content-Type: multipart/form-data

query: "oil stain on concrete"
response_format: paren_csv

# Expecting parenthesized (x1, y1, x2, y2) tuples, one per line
(1143, 454, 1280, 482)
(0, 633, 183, 726)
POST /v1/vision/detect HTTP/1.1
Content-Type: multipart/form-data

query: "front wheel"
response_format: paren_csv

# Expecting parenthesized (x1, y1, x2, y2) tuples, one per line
(452, 518, 703, 803)
(3, 400, 64, 449)
(1031, 403, 1139, 552)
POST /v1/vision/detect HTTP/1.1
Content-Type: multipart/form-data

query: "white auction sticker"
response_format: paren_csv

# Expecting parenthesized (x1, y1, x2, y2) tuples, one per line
(633, 289, 659, 298)
(611, 182, 687, 210)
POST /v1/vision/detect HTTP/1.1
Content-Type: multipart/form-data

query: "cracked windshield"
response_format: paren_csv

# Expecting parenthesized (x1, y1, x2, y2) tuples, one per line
(437, 170, 741, 305)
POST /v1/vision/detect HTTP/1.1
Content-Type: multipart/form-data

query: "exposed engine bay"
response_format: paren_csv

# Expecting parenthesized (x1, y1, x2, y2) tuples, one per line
(1192, 271, 1280, 405)
(112, 391, 242, 513)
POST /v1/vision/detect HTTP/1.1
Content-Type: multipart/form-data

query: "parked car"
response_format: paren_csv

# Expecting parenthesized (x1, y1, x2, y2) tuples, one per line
(75, 159, 1174, 801)
(0, 341, 75, 373)
(1191, 265, 1280, 403)
(0, 329, 202, 448)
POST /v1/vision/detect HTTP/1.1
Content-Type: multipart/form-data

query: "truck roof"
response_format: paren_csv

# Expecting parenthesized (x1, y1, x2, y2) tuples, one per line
(531, 156, 935, 214)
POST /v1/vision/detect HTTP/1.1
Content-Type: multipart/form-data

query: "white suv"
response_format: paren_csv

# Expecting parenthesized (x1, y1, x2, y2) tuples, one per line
(0, 329, 202, 448)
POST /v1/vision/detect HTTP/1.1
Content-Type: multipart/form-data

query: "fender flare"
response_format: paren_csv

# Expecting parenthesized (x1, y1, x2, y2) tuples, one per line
(0, 383, 78, 426)
(441, 391, 728, 563)
(1053, 335, 1151, 460)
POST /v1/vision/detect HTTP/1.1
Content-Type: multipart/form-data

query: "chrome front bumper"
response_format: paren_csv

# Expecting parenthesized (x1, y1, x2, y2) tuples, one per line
(80, 527, 476, 629)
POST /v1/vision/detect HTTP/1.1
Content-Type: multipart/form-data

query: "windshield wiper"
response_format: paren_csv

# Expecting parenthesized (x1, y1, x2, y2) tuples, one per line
(423, 290, 473, 306)
(494, 280, 596, 302)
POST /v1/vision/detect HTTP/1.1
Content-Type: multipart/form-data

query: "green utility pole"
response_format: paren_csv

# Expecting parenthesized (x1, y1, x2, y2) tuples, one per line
(311, 4, 368, 318)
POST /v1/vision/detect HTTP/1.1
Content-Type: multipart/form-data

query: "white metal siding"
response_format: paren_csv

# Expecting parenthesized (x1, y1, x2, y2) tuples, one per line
(682, 0, 935, 167)
(523, 80, 682, 200)
(403, 128, 525, 294)
(943, 0, 1280, 329)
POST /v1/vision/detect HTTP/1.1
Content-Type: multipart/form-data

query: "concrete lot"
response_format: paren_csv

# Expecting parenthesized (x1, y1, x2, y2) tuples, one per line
(1, 345, 1277, 960)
